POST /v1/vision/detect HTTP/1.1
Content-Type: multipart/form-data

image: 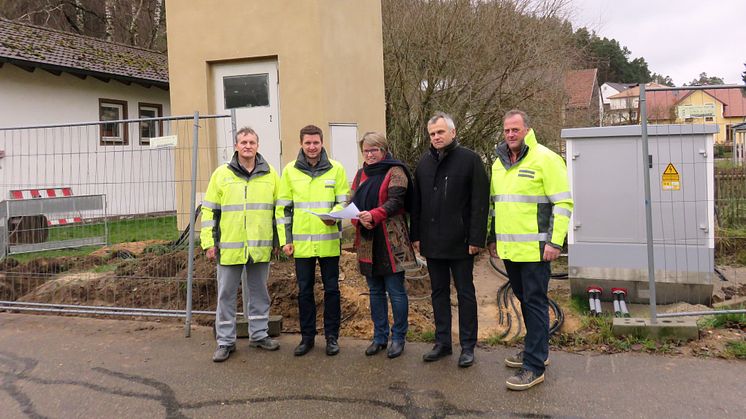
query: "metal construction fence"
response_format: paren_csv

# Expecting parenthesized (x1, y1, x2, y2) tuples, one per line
(0, 113, 235, 336)
(638, 84, 746, 320)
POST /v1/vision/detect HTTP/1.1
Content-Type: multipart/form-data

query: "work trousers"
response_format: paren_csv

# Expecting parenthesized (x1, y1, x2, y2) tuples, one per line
(215, 261, 271, 346)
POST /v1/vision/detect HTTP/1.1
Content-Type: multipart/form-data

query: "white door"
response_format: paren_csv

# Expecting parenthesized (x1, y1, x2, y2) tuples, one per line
(211, 59, 281, 170)
(329, 123, 359, 184)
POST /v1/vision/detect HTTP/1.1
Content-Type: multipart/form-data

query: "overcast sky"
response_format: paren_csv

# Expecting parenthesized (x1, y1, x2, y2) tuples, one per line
(568, 0, 746, 86)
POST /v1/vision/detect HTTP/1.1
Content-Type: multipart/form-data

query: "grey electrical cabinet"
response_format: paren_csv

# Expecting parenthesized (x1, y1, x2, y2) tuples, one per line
(561, 124, 716, 304)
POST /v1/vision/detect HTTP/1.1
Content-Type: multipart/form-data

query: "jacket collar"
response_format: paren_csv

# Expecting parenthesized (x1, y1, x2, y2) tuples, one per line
(228, 151, 270, 181)
(294, 147, 332, 177)
(496, 129, 537, 170)
(428, 138, 459, 161)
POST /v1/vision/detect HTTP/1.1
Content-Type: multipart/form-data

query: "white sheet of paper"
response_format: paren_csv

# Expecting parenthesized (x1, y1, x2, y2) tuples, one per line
(302, 202, 360, 220)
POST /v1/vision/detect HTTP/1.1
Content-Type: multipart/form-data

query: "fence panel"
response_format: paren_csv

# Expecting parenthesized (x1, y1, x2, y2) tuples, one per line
(0, 114, 231, 323)
(642, 85, 746, 317)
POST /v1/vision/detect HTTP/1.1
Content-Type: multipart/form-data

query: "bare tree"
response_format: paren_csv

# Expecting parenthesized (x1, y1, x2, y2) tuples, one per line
(0, 0, 167, 51)
(383, 0, 576, 168)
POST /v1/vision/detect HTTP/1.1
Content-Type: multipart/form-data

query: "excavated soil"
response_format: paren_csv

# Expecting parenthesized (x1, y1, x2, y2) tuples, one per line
(0, 246, 435, 340)
(1, 242, 744, 358)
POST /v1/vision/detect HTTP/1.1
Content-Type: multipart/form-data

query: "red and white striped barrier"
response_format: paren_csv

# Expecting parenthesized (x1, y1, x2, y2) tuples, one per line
(9, 188, 82, 226)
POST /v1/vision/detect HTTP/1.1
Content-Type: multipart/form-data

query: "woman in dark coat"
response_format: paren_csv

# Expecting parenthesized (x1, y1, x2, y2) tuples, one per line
(351, 131, 417, 359)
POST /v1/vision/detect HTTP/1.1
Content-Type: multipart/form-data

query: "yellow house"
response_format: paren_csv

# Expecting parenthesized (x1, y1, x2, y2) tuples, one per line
(647, 87, 746, 144)
(165, 0, 386, 224)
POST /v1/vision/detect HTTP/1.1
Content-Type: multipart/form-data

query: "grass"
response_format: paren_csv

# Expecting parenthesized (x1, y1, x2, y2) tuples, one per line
(7, 216, 180, 263)
(698, 310, 746, 329)
(549, 314, 682, 354)
(483, 331, 521, 346)
(568, 295, 590, 315)
(92, 263, 119, 273)
(407, 329, 435, 343)
(725, 341, 746, 359)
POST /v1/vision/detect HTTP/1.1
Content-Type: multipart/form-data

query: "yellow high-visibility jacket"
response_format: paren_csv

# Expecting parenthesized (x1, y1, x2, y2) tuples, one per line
(200, 152, 279, 265)
(488, 129, 573, 262)
(276, 148, 349, 258)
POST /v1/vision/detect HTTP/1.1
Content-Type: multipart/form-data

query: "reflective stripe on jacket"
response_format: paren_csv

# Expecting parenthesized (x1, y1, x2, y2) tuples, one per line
(200, 152, 279, 265)
(276, 149, 349, 258)
(489, 129, 573, 262)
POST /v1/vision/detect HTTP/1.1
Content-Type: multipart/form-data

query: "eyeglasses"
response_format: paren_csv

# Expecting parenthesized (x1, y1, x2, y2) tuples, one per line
(362, 148, 382, 155)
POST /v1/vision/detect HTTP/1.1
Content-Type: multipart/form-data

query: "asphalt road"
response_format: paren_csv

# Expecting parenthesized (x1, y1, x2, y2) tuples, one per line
(1, 313, 744, 418)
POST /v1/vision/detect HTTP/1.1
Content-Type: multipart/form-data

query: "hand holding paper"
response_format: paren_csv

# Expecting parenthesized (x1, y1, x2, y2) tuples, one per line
(303, 202, 360, 220)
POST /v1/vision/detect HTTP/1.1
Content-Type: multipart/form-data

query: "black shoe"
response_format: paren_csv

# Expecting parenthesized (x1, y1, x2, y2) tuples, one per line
(422, 343, 452, 362)
(294, 339, 314, 356)
(326, 337, 340, 356)
(387, 341, 405, 359)
(458, 350, 475, 368)
(365, 341, 387, 356)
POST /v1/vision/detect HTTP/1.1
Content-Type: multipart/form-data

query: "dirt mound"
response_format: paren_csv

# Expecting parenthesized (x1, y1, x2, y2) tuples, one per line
(4, 246, 435, 339)
(90, 240, 170, 257)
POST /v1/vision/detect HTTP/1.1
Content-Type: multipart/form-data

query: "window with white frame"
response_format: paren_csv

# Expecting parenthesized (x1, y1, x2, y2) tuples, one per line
(138, 103, 163, 145)
(99, 99, 128, 145)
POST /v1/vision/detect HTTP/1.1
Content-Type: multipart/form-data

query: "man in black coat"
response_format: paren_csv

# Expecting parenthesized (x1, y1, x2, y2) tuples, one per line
(411, 112, 490, 368)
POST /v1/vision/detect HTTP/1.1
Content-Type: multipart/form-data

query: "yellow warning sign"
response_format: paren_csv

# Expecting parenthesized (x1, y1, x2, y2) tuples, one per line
(662, 163, 680, 191)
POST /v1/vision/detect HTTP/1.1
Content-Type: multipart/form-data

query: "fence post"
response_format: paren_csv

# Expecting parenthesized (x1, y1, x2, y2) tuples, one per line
(639, 84, 658, 323)
(185, 111, 200, 337)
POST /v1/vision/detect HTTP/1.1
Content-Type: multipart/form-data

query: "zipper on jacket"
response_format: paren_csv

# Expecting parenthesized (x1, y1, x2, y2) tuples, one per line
(244, 184, 248, 259)
(444, 176, 448, 201)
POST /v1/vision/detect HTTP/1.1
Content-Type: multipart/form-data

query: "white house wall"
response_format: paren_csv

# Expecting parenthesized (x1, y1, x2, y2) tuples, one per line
(0, 64, 174, 217)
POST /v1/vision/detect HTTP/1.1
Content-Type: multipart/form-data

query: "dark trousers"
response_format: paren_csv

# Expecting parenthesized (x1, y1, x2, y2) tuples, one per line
(504, 259, 550, 375)
(426, 257, 477, 351)
(295, 256, 341, 340)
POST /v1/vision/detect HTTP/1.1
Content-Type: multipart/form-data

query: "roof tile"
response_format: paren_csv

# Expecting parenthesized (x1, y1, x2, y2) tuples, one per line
(0, 18, 168, 86)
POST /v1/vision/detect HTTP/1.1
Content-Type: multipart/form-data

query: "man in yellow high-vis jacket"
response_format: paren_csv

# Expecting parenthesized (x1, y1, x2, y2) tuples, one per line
(201, 127, 280, 362)
(276, 124, 350, 357)
(488, 110, 573, 390)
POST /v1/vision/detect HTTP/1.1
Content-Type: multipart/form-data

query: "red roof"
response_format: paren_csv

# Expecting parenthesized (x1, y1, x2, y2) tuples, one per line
(564, 69, 598, 108)
(647, 87, 746, 120)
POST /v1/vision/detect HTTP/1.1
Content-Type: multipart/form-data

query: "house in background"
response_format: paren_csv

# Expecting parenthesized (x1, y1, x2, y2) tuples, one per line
(0, 18, 173, 215)
(563, 68, 601, 128)
(647, 87, 746, 144)
(605, 82, 665, 126)
(600, 82, 635, 124)
(0, 18, 169, 131)
(606, 81, 746, 144)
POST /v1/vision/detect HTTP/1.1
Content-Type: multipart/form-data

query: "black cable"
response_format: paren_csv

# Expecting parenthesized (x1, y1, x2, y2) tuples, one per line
(489, 256, 564, 337)
(171, 204, 202, 249)
(714, 266, 728, 282)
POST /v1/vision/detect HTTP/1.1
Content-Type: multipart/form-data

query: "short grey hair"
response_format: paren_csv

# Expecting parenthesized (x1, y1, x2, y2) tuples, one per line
(235, 126, 259, 143)
(503, 109, 530, 128)
(427, 112, 456, 130)
(359, 131, 389, 153)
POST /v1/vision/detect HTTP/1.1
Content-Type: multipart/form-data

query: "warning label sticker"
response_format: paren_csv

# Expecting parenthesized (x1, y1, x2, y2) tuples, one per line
(662, 163, 680, 191)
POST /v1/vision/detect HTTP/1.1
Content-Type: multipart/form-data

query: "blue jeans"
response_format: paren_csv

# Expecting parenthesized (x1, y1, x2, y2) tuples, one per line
(504, 259, 551, 375)
(295, 256, 341, 340)
(366, 271, 409, 344)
